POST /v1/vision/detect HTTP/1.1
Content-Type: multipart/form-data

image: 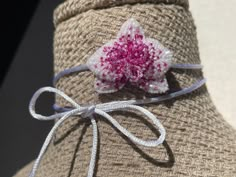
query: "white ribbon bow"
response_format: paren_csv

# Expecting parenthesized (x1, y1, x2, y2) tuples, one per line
(28, 87, 166, 177)
(28, 78, 206, 177)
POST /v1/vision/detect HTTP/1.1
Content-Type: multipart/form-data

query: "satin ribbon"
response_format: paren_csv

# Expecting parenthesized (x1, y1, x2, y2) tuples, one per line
(53, 63, 203, 85)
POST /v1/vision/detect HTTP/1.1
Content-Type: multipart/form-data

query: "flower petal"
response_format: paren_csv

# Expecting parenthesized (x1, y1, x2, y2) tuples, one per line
(137, 77, 169, 94)
(117, 18, 145, 41)
(143, 38, 172, 79)
(87, 40, 123, 82)
(94, 78, 125, 93)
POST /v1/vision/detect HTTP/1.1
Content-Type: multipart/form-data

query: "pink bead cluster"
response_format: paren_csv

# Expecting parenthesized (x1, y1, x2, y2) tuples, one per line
(87, 18, 172, 93)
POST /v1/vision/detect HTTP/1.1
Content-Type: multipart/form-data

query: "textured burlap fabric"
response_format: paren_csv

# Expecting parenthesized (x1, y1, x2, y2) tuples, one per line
(14, 0, 236, 176)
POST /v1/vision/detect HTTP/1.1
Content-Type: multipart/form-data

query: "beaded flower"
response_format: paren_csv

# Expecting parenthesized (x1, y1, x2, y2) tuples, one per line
(87, 18, 172, 93)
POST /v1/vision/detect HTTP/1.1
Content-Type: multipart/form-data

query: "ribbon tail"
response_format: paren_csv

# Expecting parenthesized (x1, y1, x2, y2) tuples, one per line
(87, 117, 98, 177)
(29, 110, 77, 177)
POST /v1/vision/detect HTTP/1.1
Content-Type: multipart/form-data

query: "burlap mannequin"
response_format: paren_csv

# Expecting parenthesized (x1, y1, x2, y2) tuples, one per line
(14, 0, 236, 176)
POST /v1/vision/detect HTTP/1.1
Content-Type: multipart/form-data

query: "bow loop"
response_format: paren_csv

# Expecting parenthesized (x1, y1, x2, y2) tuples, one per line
(95, 105, 166, 147)
(29, 87, 80, 121)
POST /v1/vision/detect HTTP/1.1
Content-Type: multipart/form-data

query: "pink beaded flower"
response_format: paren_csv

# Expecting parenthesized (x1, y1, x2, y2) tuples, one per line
(87, 18, 172, 93)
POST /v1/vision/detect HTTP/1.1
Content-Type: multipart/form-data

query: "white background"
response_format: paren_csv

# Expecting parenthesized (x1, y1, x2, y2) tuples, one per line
(191, 0, 236, 128)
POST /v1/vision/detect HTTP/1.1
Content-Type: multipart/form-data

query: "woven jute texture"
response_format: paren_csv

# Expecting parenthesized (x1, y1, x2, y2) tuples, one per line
(14, 0, 236, 176)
